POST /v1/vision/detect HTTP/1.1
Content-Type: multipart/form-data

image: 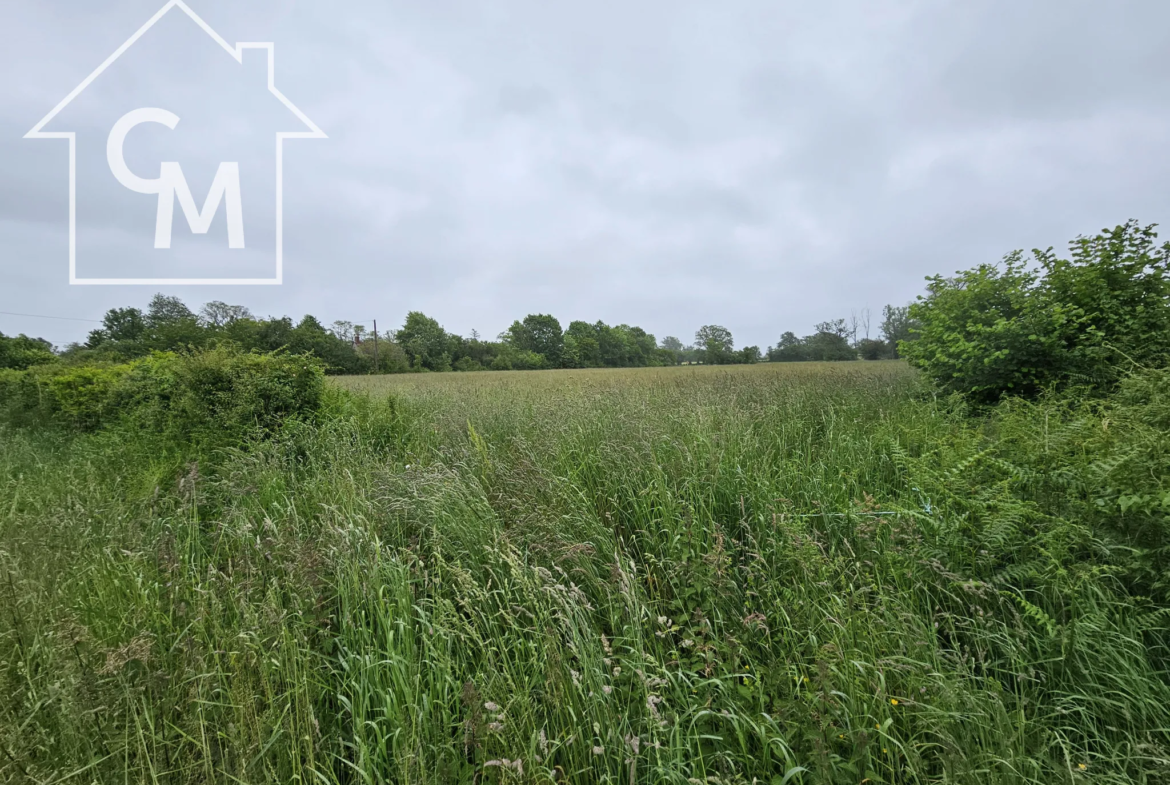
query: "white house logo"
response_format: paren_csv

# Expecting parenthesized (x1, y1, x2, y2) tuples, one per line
(25, 0, 325, 285)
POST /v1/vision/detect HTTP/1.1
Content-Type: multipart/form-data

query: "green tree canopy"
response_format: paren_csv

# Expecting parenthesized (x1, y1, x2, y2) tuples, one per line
(0, 332, 55, 370)
(506, 314, 564, 366)
(695, 325, 734, 364)
(396, 311, 455, 371)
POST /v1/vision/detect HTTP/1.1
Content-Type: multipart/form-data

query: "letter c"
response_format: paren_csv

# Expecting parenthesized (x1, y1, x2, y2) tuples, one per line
(107, 108, 180, 194)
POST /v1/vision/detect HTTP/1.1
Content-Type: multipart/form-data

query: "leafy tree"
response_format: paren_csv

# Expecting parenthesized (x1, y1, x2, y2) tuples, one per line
(396, 312, 454, 371)
(618, 325, 660, 366)
(695, 325, 734, 365)
(659, 336, 685, 365)
(0, 332, 55, 370)
(565, 321, 601, 367)
(768, 332, 807, 362)
(145, 294, 196, 327)
(506, 314, 564, 366)
(144, 294, 204, 350)
(596, 322, 629, 367)
(737, 345, 762, 364)
(87, 307, 147, 350)
(857, 338, 889, 361)
(902, 220, 1170, 403)
(199, 301, 253, 328)
(879, 305, 916, 357)
(806, 330, 856, 361)
(767, 325, 856, 362)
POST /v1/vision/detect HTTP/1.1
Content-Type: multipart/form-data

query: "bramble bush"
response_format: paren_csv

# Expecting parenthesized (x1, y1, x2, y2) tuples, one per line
(0, 344, 325, 443)
(902, 220, 1170, 403)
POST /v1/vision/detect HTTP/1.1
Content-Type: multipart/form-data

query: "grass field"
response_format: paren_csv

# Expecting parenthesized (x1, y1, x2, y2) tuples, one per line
(2, 359, 1168, 783)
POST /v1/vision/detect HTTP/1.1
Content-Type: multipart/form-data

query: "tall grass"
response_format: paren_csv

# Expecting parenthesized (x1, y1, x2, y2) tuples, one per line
(1, 361, 1167, 783)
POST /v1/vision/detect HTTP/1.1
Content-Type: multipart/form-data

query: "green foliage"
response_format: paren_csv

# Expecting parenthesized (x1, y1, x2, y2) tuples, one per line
(696, 324, 735, 364)
(737, 344, 762, 363)
(903, 221, 1170, 403)
(768, 323, 858, 362)
(0, 345, 325, 443)
(0, 362, 131, 428)
(122, 346, 326, 444)
(857, 338, 889, 360)
(52, 294, 793, 376)
(0, 331, 55, 370)
(879, 304, 916, 357)
(506, 313, 564, 366)
(5, 362, 1168, 783)
(395, 310, 456, 371)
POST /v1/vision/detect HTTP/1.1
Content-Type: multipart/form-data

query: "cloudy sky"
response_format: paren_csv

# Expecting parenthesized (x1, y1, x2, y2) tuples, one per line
(2, 0, 1169, 349)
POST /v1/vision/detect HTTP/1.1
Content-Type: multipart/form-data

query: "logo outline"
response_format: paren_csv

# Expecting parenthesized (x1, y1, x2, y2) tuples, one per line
(24, 0, 326, 286)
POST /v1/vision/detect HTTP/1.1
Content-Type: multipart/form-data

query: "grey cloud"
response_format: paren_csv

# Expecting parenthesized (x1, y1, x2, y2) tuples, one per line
(3, 0, 1170, 350)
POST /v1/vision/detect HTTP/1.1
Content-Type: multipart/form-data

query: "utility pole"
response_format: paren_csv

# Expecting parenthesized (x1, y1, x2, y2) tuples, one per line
(372, 319, 379, 374)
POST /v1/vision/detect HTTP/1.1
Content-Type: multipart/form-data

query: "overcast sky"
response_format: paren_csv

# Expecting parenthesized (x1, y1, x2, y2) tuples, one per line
(3, 0, 1170, 349)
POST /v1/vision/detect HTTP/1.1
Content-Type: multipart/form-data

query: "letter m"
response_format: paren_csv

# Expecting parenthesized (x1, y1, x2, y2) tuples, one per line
(154, 161, 245, 249)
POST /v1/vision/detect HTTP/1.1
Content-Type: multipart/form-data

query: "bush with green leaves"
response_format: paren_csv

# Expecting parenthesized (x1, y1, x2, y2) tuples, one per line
(0, 363, 132, 429)
(0, 345, 325, 442)
(0, 331, 55, 370)
(902, 220, 1170, 403)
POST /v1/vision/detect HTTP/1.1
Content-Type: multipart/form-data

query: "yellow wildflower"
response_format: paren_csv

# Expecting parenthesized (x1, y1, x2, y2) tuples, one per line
(890, 698, 899, 706)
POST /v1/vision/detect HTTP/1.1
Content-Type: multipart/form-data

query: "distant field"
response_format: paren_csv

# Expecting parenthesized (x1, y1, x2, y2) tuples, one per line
(336, 359, 912, 394)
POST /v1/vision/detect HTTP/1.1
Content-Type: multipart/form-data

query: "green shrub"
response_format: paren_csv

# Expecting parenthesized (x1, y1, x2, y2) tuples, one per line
(46, 364, 134, 429)
(145, 346, 326, 442)
(0, 363, 129, 428)
(903, 220, 1170, 403)
(0, 346, 325, 443)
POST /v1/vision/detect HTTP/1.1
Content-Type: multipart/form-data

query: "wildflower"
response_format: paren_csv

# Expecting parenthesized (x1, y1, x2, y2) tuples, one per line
(1078, 763, 1087, 771)
(875, 724, 881, 730)
(883, 748, 888, 754)
(890, 698, 899, 706)
(592, 746, 604, 755)
(484, 701, 500, 712)
(602, 685, 613, 695)
(488, 722, 504, 733)
(802, 676, 809, 684)
(838, 734, 844, 740)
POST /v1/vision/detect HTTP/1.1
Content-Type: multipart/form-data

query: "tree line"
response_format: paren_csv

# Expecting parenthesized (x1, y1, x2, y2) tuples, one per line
(1, 295, 914, 374)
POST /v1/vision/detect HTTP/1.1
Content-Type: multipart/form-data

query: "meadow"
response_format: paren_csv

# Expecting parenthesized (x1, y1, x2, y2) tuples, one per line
(2, 358, 1168, 783)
